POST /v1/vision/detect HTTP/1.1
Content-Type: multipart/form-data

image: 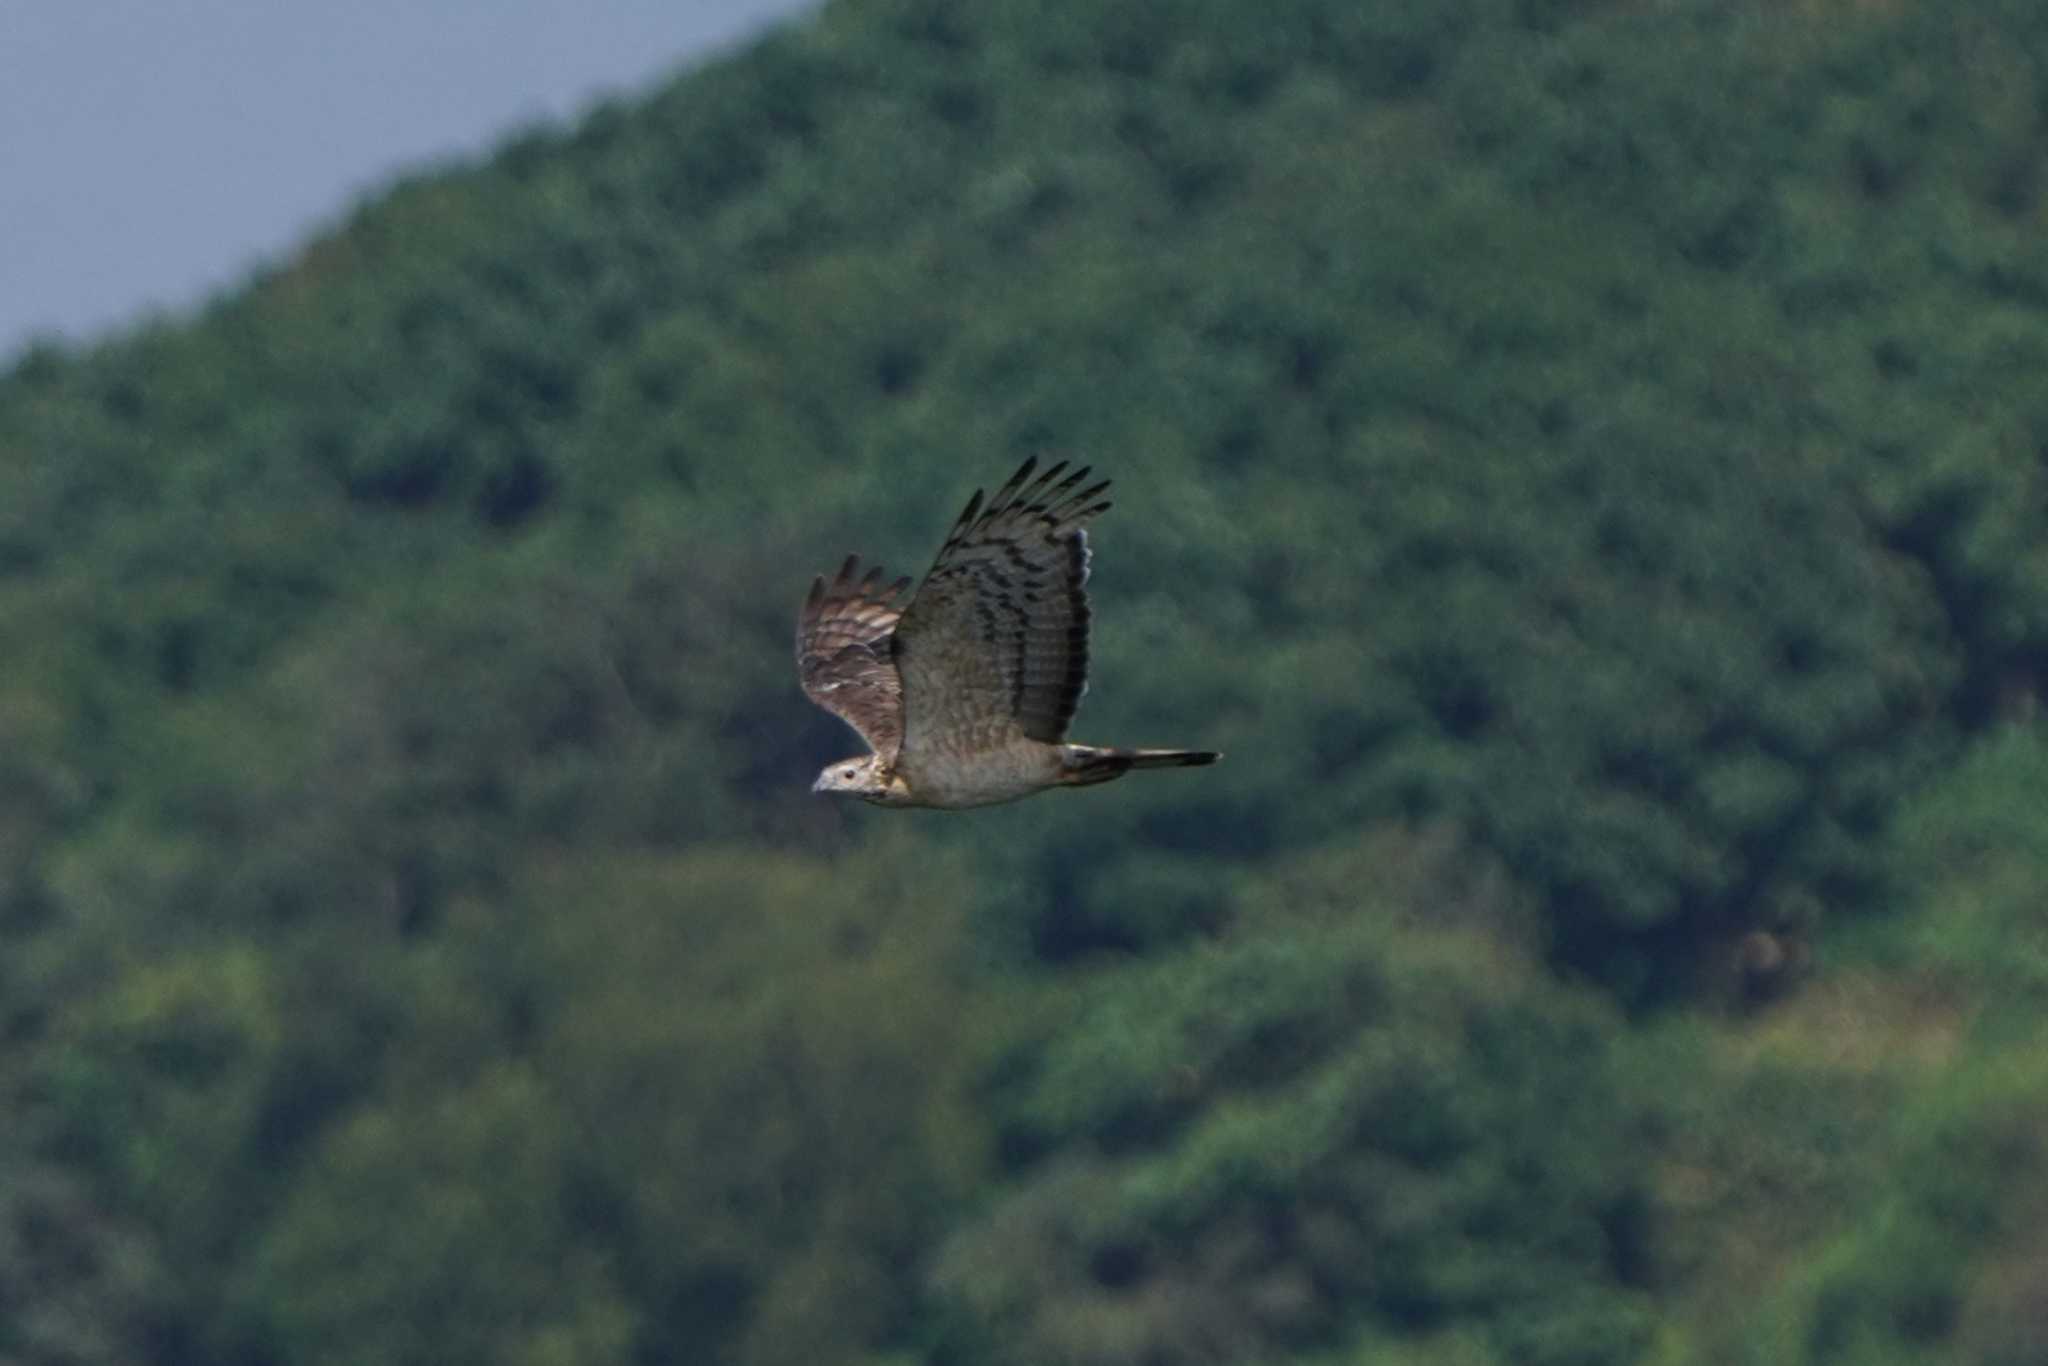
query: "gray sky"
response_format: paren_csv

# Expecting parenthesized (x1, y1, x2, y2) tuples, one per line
(1, 0, 818, 360)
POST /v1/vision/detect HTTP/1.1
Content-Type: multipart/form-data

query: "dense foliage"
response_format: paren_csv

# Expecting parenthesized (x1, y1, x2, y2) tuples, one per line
(3, 0, 2047, 1361)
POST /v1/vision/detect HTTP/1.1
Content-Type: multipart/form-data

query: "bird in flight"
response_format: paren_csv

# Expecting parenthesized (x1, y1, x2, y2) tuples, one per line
(798, 457, 1220, 808)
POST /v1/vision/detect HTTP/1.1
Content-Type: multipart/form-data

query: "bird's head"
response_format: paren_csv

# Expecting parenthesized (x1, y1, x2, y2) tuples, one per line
(812, 755, 911, 806)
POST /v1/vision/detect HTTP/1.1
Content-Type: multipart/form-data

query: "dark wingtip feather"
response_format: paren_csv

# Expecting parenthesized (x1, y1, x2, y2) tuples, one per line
(989, 457, 1044, 512)
(1033, 464, 1090, 512)
(956, 489, 985, 531)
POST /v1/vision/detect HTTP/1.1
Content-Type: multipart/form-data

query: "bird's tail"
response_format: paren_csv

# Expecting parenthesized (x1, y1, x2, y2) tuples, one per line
(1060, 744, 1222, 787)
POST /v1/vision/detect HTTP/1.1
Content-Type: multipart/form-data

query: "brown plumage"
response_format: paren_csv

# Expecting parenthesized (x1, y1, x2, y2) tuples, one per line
(797, 556, 913, 761)
(796, 458, 1220, 808)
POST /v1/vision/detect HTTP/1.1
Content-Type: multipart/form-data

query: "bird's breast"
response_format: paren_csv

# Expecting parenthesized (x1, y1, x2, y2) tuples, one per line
(897, 740, 1063, 809)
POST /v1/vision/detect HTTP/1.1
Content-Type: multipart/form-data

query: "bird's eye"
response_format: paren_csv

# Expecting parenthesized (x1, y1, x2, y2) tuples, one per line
(842, 768, 857, 779)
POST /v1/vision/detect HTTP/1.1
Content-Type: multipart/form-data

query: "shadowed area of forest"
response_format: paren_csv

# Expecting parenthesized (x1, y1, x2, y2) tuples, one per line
(3, 0, 2048, 1362)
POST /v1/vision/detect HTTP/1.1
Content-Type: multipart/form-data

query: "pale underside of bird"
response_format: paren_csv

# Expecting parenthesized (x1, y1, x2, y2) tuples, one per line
(797, 457, 1220, 809)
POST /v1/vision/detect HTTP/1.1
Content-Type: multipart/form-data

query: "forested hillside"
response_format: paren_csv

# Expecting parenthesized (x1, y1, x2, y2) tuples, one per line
(4, 0, 2047, 1362)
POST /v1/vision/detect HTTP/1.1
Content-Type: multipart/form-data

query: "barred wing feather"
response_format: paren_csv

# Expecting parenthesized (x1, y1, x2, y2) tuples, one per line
(892, 457, 1111, 759)
(796, 555, 913, 760)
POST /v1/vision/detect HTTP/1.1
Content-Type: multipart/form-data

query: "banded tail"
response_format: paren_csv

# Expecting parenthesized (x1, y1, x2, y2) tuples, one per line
(1060, 744, 1222, 787)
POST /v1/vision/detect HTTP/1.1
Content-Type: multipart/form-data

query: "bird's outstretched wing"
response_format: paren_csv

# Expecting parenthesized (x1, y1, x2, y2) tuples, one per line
(797, 555, 913, 760)
(892, 457, 1111, 758)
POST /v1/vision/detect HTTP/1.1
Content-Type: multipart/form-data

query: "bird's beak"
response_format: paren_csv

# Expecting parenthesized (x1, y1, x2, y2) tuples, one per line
(811, 773, 828, 794)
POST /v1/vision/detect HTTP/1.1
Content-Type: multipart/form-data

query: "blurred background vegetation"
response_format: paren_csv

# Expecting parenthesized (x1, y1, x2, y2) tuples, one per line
(3, 0, 2047, 1361)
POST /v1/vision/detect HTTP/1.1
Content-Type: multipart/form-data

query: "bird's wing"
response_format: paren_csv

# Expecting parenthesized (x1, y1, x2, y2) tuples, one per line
(892, 457, 1111, 758)
(797, 555, 913, 760)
